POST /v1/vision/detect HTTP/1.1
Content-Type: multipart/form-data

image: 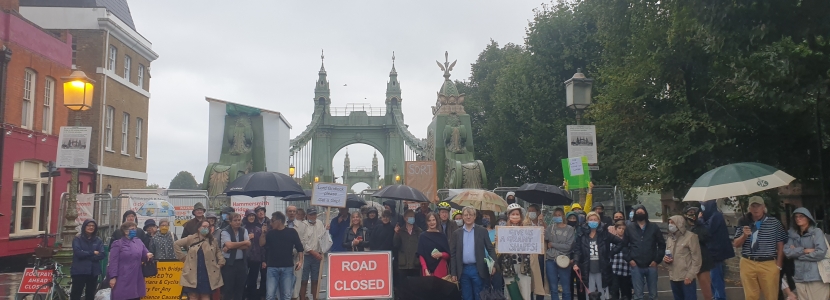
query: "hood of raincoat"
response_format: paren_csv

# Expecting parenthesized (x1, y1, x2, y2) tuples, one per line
(383, 200, 397, 211)
(792, 207, 816, 228)
(632, 204, 650, 223)
(701, 200, 718, 220)
(80, 219, 98, 238)
(669, 215, 688, 235)
(122, 210, 137, 223)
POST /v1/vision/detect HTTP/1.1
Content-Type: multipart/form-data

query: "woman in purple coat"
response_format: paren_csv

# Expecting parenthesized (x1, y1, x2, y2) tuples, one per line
(108, 221, 154, 300)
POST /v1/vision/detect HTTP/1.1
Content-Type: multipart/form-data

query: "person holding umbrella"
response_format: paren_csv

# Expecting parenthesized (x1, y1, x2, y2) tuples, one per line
(242, 209, 266, 300)
(733, 196, 788, 300)
(384, 200, 404, 226)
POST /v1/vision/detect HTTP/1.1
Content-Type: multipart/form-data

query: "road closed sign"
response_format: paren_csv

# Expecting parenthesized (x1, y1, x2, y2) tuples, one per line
(327, 251, 392, 299)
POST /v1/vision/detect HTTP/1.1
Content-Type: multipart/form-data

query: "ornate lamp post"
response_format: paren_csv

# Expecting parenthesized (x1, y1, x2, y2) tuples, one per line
(289, 164, 296, 178)
(55, 70, 94, 267)
(564, 68, 594, 125)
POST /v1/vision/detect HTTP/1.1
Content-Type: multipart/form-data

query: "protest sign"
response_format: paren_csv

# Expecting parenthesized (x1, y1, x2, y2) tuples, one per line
(143, 261, 184, 300)
(566, 125, 598, 165)
(405, 161, 438, 203)
(496, 226, 545, 254)
(328, 252, 392, 299)
(311, 182, 348, 208)
(562, 156, 591, 189)
(17, 268, 52, 294)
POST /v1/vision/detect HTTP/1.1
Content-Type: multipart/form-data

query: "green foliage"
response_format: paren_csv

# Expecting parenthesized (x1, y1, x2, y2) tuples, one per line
(465, 0, 830, 200)
(145, 183, 160, 189)
(169, 171, 199, 189)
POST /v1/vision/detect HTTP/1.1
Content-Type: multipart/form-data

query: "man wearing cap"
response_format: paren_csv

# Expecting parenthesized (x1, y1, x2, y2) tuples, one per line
(141, 219, 157, 248)
(110, 210, 146, 248)
(299, 208, 326, 300)
(181, 202, 207, 239)
(592, 203, 613, 227)
(733, 196, 787, 300)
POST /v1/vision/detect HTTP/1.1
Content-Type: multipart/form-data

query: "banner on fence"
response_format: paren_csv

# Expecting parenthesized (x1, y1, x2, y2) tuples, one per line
(311, 183, 348, 208)
(231, 195, 278, 214)
(142, 261, 184, 300)
(495, 226, 545, 254)
(327, 252, 392, 299)
(405, 161, 438, 203)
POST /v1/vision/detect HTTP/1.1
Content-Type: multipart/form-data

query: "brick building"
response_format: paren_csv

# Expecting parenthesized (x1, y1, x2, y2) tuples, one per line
(0, 0, 96, 256)
(20, 0, 159, 196)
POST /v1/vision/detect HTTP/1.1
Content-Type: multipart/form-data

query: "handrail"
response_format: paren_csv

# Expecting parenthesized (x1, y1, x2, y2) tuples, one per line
(290, 112, 321, 153)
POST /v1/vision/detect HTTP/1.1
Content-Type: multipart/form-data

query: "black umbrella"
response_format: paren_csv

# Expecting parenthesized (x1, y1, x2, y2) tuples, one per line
(346, 194, 367, 209)
(513, 182, 573, 206)
(282, 189, 312, 201)
(395, 276, 461, 300)
(224, 171, 305, 197)
(372, 184, 430, 202)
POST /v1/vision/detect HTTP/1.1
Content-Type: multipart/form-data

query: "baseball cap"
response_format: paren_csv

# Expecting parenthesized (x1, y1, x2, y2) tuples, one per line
(748, 196, 765, 206)
(306, 208, 318, 215)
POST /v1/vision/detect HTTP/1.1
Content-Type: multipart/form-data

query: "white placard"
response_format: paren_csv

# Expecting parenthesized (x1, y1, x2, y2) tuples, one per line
(56, 126, 92, 168)
(495, 226, 545, 254)
(567, 125, 598, 165)
(568, 157, 584, 176)
(311, 183, 348, 208)
(231, 195, 278, 215)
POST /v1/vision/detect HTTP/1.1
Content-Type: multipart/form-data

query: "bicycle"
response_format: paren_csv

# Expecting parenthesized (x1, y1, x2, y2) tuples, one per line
(30, 258, 72, 300)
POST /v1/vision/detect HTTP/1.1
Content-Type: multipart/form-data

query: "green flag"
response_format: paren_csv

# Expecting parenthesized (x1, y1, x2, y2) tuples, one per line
(562, 156, 591, 189)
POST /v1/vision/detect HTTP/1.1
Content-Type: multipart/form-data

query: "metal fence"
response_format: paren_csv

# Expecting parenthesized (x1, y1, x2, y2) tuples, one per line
(56, 193, 120, 245)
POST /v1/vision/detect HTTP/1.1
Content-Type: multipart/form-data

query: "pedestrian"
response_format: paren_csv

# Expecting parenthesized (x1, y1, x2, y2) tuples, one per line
(328, 207, 350, 252)
(592, 203, 613, 227)
(611, 211, 626, 230)
(220, 212, 250, 300)
(491, 214, 508, 293)
(371, 210, 396, 252)
(418, 212, 451, 277)
(609, 221, 631, 300)
(286, 205, 306, 300)
(149, 219, 177, 260)
(621, 204, 665, 300)
(296, 208, 306, 222)
(299, 208, 326, 300)
(142, 219, 157, 248)
(255, 206, 270, 228)
(450, 206, 496, 300)
(567, 210, 586, 300)
(286, 205, 301, 229)
(453, 210, 464, 224)
(700, 199, 735, 300)
(574, 212, 623, 300)
(108, 221, 154, 300)
(733, 196, 787, 300)
(546, 207, 575, 300)
(498, 203, 547, 300)
(205, 211, 221, 242)
(181, 202, 207, 239)
(110, 210, 146, 248)
(174, 220, 225, 300)
(262, 211, 304, 300)
(344, 211, 369, 251)
(683, 207, 713, 300)
(437, 202, 458, 242)
(664, 215, 700, 300)
(784, 207, 830, 299)
(242, 209, 266, 300)
(415, 202, 431, 231)
(383, 200, 404, 226)
(217, 206, 236, 232)
(363, 207, 381, 247)
(394, 210, 422, 279)
(505, 192, 516, 205)
(566, 212, 579, 228)
(525, 204, 547, 300)
(71, 219, 105, 300)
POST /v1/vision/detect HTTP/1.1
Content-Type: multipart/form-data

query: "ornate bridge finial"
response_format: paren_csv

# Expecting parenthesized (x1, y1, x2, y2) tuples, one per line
(392, 51, 395, 65)
(436, 51, 457, 79)
(321, 49, 325, 62)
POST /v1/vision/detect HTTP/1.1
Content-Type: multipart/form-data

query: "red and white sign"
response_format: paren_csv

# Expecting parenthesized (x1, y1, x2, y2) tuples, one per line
(327, 252, 392, 299)
(230, 195, 278, 215)
(17, 268, 52, 294)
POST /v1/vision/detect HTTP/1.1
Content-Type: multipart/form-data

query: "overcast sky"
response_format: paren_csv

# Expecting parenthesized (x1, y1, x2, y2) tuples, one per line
(131, 0, 544, 191)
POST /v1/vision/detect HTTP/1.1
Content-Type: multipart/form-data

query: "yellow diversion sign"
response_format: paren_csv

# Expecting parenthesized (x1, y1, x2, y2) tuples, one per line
(143, 261, 185, 300)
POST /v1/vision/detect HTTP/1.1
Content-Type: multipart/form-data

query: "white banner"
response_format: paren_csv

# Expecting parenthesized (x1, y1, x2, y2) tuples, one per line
(312, 183, 348, 208)
(495, 226, 545, 254)
(75, 193, 95, 232)
(127, 194, 172, 230)
(56, 126, 92, 168)
(566, 125, 598, 165)
(230, 195, 278, 215)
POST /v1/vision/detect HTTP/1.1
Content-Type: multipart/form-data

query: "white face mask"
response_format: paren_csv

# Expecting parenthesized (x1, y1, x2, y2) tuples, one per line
(528, 212, 538, 220)
(668, 224, 678, 233)
(455, 219, 463, 226)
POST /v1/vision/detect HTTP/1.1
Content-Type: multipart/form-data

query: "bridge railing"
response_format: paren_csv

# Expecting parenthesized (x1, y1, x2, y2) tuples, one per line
(330, 103, 385, 116)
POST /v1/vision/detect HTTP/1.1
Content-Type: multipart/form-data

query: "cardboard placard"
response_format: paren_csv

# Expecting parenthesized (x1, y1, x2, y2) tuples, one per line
(405, 161, 438, 203)
(327, 251, 393, 299)
(143, 261, 185, 299)
(495, 226, 545, 254)
(311, 182, 348, 208)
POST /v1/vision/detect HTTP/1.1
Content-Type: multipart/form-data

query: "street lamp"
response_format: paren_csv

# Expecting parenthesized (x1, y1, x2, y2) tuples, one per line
(395, 174, 401, 183)
(564, 68, 593, 125)
(57, 69, 95, 267)
(289, 164, 295, 177)
(314, 176, 320, 183)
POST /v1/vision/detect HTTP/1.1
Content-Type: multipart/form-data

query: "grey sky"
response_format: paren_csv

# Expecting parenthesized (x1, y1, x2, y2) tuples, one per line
(131, 0, 543, 189)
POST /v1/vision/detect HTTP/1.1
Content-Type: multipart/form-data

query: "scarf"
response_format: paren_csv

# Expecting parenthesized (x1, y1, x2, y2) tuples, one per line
(417, 231, 450, 273)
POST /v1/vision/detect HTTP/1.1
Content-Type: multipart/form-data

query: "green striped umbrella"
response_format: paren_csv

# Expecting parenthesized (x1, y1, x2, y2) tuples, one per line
(683, 162, 795, 202)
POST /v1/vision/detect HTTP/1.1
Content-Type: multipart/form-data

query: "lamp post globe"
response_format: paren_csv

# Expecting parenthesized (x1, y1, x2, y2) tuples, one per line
(289, 164, 296, 177)
(564, 68, 593, 124)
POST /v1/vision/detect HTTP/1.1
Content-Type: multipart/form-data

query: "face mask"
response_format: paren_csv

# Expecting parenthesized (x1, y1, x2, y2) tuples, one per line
(407, 217, 415, 225)
(528, 212, 538, 220)
(455, 219, 463, 226)
(222, 214, 228, 221)
(482, 219, 490, 226)
(668, 224, 678, 233)
(160, 227, 169, 235)
(634, 213, 647, 221)
(701, 205, 706, 211)
(567, 221, 578, 227)
(552, 216, 563, 224)
(588, 221, 599, 229)
(199, 228, 210, 236)
(308, 219, 316, 225)
(128, 229, 137, 239)
(629, 212, 634, 219)
(497, 221, 507, 226)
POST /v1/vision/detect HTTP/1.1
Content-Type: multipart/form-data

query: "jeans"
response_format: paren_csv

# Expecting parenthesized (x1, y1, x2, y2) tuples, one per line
(546, 260, 571, 300)
(245, 261, 263, 300)
(709, 261, 726, 300)
(70, 274, 98, 300)
(460, 264, 483, 300)
(630, 266, 658, 300)
(669, 280, 697, 300)
(266, 267, 295, 300)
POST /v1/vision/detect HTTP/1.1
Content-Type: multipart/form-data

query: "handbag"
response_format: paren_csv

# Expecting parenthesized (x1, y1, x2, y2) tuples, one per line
(817, 235, 830, 283)
(506, 275, 523, 300)
(142, 258, 158, 277)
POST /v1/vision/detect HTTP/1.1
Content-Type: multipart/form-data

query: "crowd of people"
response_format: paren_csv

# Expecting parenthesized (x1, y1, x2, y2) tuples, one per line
(66, 191, 830, 300)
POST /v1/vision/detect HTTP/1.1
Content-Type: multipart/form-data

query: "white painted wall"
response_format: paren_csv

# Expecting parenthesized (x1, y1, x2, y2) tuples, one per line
(207, 101, 227, 164)
(262, 112, 291, 174)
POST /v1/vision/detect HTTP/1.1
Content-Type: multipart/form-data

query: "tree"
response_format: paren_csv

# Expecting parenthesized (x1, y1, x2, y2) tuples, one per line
(169, 171, 199, 189)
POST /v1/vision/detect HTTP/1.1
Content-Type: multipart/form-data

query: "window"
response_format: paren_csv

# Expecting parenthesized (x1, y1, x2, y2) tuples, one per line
(135, 118, 143, 158)
(42, 77, 54, 134)
(137, 64, 145, 89)
(124, 55, 131, 80)
(10, 161, 50, 235)
(71, 39, 77, 68)
(22, 69, 36, 129)
(107, 45, 117, 71)
(105, 106, 114, 150)
(121, 112, 129, 154)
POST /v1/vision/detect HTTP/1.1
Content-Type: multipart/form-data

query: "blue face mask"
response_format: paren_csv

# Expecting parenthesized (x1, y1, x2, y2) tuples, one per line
(482, 219, 490, 226)
(128, 229, 137, 239)
(552, 216, 563, 224)
(407, 217, 415, 225)
(629, 212, 634, 219)
(222, 214, 228, 221)
(701, 205, 706, 211)
(588, 221, 599, 229)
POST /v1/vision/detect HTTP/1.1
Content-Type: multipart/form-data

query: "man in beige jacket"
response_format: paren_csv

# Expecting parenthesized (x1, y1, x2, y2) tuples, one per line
(663, 215, 701, 300)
